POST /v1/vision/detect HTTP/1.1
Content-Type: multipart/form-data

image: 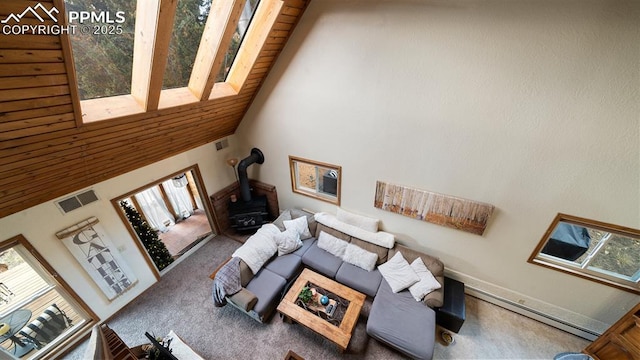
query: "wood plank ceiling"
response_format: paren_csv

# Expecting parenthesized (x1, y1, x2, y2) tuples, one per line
(0, 0, 310, 219)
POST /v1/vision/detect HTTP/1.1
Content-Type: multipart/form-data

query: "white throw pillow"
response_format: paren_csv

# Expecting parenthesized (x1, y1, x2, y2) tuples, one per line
(408, 257, 442, 301)
(316, 231, 348, 258)
(378, 251, 420, 293)
(274, 227, 302, 256)
(342, 243, 378, 272)
(231, 224, 279, 274)
(337, 208, 379, 232)
(284, 216, 312, 239)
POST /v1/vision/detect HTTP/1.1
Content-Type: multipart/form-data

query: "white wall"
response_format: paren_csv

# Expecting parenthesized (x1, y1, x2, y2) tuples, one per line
(236, 0, 640, 333)
(0, 136, 240, 321)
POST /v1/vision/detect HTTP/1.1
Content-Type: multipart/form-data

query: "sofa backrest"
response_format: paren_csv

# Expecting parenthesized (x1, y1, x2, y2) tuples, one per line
(314, 222, 390, 265)
(389, 244, 445, 308)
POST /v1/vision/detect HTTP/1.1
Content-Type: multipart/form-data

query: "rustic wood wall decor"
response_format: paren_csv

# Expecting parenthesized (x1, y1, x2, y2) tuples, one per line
(56, 217, 137, 300)
(374, 181, 495, 235)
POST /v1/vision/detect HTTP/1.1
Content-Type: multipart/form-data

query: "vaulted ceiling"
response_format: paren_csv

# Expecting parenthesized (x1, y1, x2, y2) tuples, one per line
(0, 0, 310, 218)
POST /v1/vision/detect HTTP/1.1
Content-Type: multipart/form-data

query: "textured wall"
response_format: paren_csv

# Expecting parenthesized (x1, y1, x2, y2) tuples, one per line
(236, 0, 640, 331)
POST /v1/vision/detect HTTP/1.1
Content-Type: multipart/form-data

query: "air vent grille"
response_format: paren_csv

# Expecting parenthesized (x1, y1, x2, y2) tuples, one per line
(55, 190, 99, 214)
(215, 138, 229, 151)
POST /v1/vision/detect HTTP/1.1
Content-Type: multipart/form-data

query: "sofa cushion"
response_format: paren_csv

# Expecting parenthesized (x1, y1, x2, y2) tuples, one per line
(317, 231, 349, 258)
(264, 254, 302, 280)
(291, 238, 315, 257)
(284, 215, 312, 240)
(377, 251, 420, 293)
(349, 237, 389, 265)
(232, 224, 279, 274)
(245, 268, 286, 318)
(335, 263, 382, 298)
(389, 245, 445, 308)
(342, 243, 377, 271)
(301, 242, 343, 278)
(409, 257, 442, 302)
(337, 208, 379, 232)
(367, 279, 436, 360)
(274, 227, 302, 256)
(238, 259, 253, 287)
(290, 208, 318, 236)
(272, 209, 292, 231)
(314, 223, 351, 242)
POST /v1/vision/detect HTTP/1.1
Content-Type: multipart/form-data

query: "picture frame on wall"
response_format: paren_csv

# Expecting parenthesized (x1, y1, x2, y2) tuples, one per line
(56, 217, 137, 301)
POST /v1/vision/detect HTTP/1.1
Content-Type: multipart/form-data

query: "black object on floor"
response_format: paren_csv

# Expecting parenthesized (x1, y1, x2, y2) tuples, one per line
(435, 277, 466, 333)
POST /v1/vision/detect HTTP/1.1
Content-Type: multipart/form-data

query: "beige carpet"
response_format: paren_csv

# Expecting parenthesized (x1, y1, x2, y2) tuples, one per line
(63, 235, 590, 360)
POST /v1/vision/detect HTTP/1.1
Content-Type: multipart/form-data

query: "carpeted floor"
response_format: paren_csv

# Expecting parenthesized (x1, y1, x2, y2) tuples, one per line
(63, 235, 590, 360)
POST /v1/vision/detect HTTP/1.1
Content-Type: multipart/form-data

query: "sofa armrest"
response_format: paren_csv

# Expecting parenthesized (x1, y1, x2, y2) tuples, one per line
(228, 288, 258, 312)
(423, 275, 444, 308)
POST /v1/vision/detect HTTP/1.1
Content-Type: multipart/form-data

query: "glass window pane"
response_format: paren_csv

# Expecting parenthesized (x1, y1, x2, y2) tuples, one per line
(162, 0, 210, 90)
(318, 167, 338, 196)
(296, 162, 317, 191)
(589, 234, 640, 278)
(66, 0, 136, 100)
(215, 0, 260, 82)
(0, 244, 90, 358)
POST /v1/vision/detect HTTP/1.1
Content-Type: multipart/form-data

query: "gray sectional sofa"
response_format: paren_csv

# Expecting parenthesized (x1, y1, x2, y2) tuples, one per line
(212, 208, 445, 360)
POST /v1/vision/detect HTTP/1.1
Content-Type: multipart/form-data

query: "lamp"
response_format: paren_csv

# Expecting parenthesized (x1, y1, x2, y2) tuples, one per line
(172, 173, 188, 188)
(226, 157, 239, 184)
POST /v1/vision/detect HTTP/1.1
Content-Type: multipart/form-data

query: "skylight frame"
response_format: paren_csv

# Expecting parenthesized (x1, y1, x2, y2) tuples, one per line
(62, 0, 284, 123)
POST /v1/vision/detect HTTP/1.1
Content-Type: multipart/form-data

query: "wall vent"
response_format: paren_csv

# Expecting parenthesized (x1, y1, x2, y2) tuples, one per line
(215, 138, 229, 151)
(55, 190, 99, 214)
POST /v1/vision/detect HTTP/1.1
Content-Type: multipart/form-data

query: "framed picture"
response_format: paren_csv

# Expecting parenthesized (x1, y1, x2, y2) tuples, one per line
(289, 156, 341, 205)
(56, 217, 137, 301)
(374, 181, 494, 235)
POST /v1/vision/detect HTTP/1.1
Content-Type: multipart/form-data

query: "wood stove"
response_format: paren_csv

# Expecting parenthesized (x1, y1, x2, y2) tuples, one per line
(228, 148, 269, 232)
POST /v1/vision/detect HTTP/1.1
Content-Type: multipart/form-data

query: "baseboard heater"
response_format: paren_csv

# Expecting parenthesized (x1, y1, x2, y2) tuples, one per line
(463, 284, 601, 341)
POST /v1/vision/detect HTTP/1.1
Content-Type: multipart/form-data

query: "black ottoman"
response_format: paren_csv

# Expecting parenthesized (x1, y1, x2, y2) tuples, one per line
(435, 277, 466, 333)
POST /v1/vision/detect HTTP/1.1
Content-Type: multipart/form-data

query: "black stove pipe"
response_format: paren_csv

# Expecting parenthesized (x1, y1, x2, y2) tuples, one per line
(237, 148, 265, 202)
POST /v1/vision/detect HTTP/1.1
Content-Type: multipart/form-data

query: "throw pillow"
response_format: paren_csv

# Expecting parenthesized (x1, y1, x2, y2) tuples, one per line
(274, 227, 302, 256)
(231, 224, 279, 274)
(317, 231, 349, 258)
(408, 257, 442, 301)
(336, 208, 379, 232)
(272, 209, 292, 231)
(284, 216, 312, 240)
(342, 243, 378, 271)
(378, 251, 420, 293)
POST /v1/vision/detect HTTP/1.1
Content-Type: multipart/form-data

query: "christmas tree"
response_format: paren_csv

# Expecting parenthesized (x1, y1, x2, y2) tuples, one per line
(120, 200, 174, 271)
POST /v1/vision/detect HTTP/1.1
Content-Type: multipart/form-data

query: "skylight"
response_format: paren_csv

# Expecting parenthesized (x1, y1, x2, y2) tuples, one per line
(66, 0, 136, 100)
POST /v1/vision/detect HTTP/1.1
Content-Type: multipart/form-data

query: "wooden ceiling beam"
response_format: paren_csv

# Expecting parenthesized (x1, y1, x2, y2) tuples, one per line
(226, 0, 284, 93)
(188, 0, 246, 100)
(131, 0, 178, 111)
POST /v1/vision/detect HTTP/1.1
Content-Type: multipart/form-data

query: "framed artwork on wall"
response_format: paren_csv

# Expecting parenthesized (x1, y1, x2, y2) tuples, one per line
(56, 217, 137, 301)
(374, 181, 495, 236)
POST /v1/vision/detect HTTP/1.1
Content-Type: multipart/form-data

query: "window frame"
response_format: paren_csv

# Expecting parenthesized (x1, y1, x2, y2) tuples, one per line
(528, 213, 640, 294)
(289, 156, 342, 205)
(0, 234, 98, 359)
(60, 0, 283, 123)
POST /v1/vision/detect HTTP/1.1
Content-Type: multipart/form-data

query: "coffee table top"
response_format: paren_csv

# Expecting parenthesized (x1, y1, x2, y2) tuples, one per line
(277, 268, 366, 352)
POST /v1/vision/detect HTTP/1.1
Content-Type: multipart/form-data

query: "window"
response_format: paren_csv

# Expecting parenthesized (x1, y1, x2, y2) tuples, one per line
(0, 235, 96, 359)
(162, 0, 209, 90)
(289, 156, 341, 205)
(528, 213, 640, 294)
(65, 0, 136, 100)
(215, 0, 260, 82)
(63, 0, 274, 121)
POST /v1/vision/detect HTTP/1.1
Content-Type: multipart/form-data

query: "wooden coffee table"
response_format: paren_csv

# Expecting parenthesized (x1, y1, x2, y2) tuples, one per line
(277, 268, 366, 352)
